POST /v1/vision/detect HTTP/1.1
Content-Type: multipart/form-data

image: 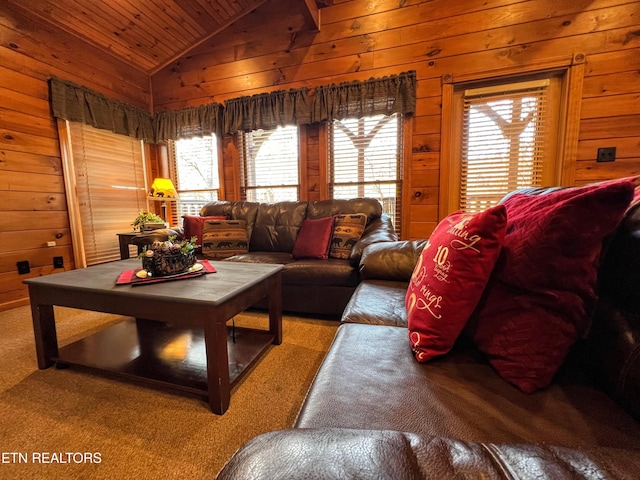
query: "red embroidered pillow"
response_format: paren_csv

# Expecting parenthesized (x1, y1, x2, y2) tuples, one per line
(292, 217, 336, 260)
(467, 179, 635, 393)
(406, 205, 507, 362)
(183, 215, 227, 247)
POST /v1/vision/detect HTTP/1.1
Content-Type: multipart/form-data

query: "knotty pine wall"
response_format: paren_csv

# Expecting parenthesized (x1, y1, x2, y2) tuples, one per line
(153, 0, 640, 238)
(0, 4, 150, 311)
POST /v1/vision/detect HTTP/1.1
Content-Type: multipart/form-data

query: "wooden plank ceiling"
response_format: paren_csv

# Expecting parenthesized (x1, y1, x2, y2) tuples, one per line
(6, 0, 324, 74)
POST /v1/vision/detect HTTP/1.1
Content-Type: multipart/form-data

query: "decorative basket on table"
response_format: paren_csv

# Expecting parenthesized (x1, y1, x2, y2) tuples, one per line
(140, 236, 198, 277)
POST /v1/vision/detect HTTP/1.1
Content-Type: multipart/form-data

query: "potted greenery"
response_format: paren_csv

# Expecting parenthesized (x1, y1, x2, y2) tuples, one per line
(132, 211, 165, 232)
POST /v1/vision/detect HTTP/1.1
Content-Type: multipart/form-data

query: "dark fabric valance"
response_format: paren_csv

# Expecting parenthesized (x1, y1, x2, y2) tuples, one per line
(223, 88, 311, 134)
(154, 103, 223, 142)
(49, 77, 155, 142)
(50, 71, 415, 142)
(311, 70, 417, 123)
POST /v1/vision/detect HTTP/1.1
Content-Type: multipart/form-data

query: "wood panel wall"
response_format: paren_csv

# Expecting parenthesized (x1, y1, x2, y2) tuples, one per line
(0, 4, 150, 311)
(152, 0, 640, 239)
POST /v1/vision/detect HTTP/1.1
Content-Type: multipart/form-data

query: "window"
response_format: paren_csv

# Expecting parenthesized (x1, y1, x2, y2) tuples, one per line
(169, 135, 220, 220)
(61, 122, 147, 266)
(442, 72, 565, 216)
(329, 113, 403, 232)
(240, 125, 299, 202)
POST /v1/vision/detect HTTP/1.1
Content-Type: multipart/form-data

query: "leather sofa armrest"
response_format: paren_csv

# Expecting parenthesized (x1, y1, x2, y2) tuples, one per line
(348, 214, 397, 267)
(584, 298, 640, 422)
(584, 201, 640, 421)
(131, 227, 185, 247)
(359, 239, 428, 281)
(216, 428, 640, 480)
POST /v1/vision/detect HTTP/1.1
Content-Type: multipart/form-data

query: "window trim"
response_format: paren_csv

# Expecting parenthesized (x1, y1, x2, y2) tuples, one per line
(58, 119, 86, 267)
(439, 54, 585, 220)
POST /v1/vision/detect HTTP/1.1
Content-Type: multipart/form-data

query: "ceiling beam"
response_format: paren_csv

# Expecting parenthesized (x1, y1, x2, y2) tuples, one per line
(303, 0, 321, 31)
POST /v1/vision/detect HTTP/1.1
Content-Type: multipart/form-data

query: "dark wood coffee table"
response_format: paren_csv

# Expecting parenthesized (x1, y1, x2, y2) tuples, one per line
(24, 259, 283, 414)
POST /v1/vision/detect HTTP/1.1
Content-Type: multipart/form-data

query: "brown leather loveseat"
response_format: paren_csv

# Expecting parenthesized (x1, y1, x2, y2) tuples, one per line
(135, 197, 396, 316)
(217, 183, 640, 479)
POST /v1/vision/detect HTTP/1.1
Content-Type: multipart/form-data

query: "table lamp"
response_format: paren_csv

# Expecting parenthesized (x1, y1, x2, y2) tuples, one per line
(148, 177, 177, 222)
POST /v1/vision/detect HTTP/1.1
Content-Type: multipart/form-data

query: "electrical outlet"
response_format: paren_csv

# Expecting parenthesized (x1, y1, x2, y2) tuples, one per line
(53, 256, 64, 269)
(17, 260, 30, 275)
(597, 147, 616, 162)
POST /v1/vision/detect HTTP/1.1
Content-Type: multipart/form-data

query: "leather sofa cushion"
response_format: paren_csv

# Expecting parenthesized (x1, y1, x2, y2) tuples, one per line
(225, 251, 294, 265)
(307, 198, 382, 223)
(224, 253, 357, 287)
(599, 198, 640, 314)
(360, 239, 427, 281)
(348, 215, 397, 267)
(284, 258, 358, 287)
(295, 323, 640, 449)
(590, 198, 640, 421)
(585, 296, 640, 422)
(342, 280, 408, 327)
(217, 428, 640, 480)
(250, 201, 308, 252)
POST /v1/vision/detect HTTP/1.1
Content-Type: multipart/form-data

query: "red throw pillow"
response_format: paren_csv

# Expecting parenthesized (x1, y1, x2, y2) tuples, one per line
(406, 205, 507, 362)
(182, 215, 227, 247)
(467, 179, 635, 393)
(292, 217, 336, 260)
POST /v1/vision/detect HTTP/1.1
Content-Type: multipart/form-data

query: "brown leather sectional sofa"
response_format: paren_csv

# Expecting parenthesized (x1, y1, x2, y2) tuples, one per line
(134, 197, 397, 316)
(217, 187, 640, 479)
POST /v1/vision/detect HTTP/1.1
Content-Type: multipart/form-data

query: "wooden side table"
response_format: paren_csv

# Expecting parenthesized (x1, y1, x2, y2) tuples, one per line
(117, 232, 141, 259)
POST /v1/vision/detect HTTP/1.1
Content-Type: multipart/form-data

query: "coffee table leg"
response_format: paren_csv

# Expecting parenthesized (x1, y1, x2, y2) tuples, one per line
(204, 314, 231, 414)
(268, 272, 283, 345)
(29, 290, 58, 369)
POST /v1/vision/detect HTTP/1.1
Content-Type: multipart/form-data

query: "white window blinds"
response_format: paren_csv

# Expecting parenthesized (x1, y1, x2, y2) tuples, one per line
(460, 79, 549, 213)
(68, 123, 147, 265)
(240, 125, 299, 202)
(330, 113, 402, 233)
(170, 135, 220, 221)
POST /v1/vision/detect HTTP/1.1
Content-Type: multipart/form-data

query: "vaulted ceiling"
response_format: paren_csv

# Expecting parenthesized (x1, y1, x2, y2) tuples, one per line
(5, 0, 326, 74)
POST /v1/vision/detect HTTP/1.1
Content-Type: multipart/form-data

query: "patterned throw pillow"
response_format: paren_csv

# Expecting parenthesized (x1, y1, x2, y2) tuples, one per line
(329, 214, 367, 260)
(202, 220, 249, 260)
(182, 215, 227, 249)
(406, 205, 507, 363)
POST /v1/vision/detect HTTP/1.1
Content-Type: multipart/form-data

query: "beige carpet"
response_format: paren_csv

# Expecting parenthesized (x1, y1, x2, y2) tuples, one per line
(0, 306, 338, 479)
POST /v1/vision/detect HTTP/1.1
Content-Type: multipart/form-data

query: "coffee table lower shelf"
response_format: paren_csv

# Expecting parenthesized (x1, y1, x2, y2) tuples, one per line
(55, 318, 274, 400)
